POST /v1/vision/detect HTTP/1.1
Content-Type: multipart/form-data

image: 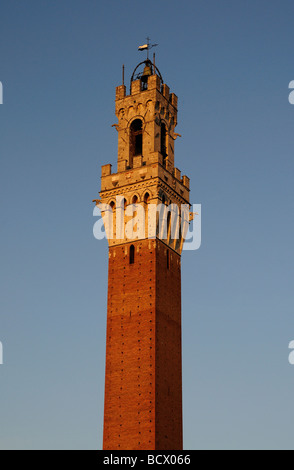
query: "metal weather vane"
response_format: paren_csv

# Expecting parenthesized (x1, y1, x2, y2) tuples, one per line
(138, 36, 158, 60)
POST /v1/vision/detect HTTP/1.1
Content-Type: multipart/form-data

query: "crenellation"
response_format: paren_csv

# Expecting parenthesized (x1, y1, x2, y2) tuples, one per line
(162, 83, 170, 100)
(174, 168, 181, 181)
(147, 74, 161, 91)
(133, 155, 143, 168)
(116, 84, 126, 101)
(131, 79, 141, 95)
(182, 175, 190, 189)
(102, 163, 112, 177)
(169, 93, 178, 109)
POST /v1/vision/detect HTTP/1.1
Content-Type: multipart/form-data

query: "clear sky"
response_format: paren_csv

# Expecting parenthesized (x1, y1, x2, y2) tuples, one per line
(1, 0, 294, 450)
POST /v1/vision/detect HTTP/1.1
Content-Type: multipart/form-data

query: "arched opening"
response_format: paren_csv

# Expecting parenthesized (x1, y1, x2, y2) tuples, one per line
(132, 195, 138, 204)
(110, 200, 115, 210)
(118, 197, 128, 209)
(118, 198, 127, 209)
(129, 244, 135, 265)
(161, 122, 167, 165)
(144, 192, 150, 204)
(130, 119, 143, 166)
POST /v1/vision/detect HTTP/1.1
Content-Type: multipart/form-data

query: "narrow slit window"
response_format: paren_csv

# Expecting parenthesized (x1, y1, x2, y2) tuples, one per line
(130, 244, 135, 265)
(161, 122, 167, 164)
(167, 212, 171, 240)
(167, 250, 170, 270)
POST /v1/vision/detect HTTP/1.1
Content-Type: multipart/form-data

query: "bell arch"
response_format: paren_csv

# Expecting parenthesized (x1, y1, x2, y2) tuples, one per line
(129, 118, 143, 167)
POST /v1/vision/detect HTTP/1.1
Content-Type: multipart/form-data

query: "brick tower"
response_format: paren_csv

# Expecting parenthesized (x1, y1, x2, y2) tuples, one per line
(97, 57, 190, 450)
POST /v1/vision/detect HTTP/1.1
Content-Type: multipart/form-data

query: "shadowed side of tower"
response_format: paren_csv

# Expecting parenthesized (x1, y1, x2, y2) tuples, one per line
(155, 240, 182, 450)
(96, 58, 190, 450)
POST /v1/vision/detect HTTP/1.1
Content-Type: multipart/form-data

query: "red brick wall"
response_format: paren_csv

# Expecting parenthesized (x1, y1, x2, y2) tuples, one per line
(103, 239, 182, 450)
(155, 241, 182, 450)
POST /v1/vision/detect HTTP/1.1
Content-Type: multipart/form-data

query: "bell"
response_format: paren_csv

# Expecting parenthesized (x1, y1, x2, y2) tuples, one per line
(143, 63, 152, 76)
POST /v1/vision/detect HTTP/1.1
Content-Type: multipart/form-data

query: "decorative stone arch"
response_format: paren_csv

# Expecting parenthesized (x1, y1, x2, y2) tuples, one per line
(107, 199, 116, 210)
(127, 115, 145, 131)
(118, 108, 125, 121)
(114, 196, 128, 209)
(159, 189, 168, 205)
(127, 105, 134, 118)
(146, 99, 153, 115)
(131, 192, 140, 204)
(160, 118, 168, 127)
(143, 189, 153, 204)
(137, 102, 144, 115)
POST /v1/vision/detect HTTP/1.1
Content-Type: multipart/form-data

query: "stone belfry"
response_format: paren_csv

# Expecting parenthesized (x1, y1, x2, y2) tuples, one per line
(97, 55, 190, 450)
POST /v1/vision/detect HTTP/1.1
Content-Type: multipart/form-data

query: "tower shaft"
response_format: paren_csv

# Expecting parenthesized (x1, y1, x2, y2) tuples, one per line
(103, 239, 182, 450)
(97, 61, 190, 450)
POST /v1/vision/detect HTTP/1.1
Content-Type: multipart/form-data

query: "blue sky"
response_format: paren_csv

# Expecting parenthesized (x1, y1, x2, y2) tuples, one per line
(1, 0, 294, 450)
